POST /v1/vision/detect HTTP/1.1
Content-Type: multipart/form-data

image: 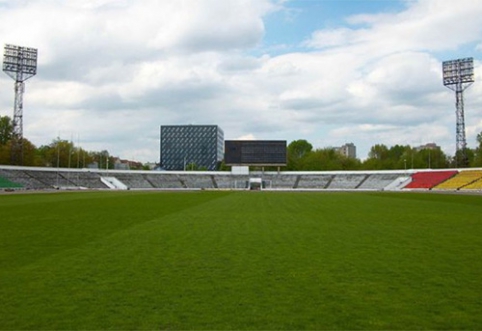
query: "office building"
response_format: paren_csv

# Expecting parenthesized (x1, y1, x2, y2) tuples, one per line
(160, 125, 224, 171)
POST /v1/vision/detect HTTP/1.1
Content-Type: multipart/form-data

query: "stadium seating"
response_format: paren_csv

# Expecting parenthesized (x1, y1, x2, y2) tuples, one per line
(296, 174, 333, 189)
(3, 166, 481, 192)
(110, 173, 153, 189)
(404, 170, 458, 189)
(0, 169, 50, 189)
(463, 176, 482, 190)
(435, 170, 482, 190)
(255, 173, 297, 189)
(144, 173, 185, 189)
(0, 175, 23, 188)
(179, 174, 215, 189)
(70, 171, 109, 189)
(357, 173, 407, 190)
(328, 174, 367, 189)
(213, 174, 250, 189)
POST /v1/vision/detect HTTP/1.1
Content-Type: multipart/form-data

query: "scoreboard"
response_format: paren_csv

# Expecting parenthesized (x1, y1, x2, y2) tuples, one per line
(224, 140, 287, 166)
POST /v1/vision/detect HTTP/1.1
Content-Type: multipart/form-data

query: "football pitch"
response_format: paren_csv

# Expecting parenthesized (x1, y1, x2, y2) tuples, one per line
(1, 190, 481, 330)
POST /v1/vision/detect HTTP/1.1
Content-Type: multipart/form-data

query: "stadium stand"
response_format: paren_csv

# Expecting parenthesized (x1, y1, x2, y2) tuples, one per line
(328, 174, 368, 189)
(262, 174, 297, 189)
(464, 176, 482, 190)
(179, 174, 215, 189)
(0, 168, 50, 189)
(358, 173, 407, 190)
(0, 175, 23, 188)
(213, 174, 250, 189)
(383, 176, 412, 191)
(110, 173, 153, 189)
(434, 170, 482, 190)
(1, 166, 481, 192)
(101, 177, 129, 190)
(71, 172, 109, 189)
(404, 170, 458, 189)
(144, 173, 185, 189)
(296, 174, 333, 189)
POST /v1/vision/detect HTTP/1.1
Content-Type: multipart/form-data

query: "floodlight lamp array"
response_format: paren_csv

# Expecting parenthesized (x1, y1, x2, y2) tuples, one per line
(442, 57, 474, 86)
(3, 44, 38, 82)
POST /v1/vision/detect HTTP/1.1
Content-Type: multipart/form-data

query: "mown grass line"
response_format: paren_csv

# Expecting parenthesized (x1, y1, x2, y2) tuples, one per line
(0, 191, 481, 330)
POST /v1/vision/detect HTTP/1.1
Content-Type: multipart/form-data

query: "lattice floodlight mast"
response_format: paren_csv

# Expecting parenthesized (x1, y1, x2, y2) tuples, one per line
(442, 57, 474, 167)
(2, 44, 38, 165)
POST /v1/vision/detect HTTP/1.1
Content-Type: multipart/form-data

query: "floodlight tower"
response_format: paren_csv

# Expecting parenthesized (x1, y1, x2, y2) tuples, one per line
(442, 57, 474, 167)
(2, 44, 38, 165)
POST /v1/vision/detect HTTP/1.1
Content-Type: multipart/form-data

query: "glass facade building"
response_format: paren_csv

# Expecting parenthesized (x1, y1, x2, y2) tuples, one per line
(160, 125, 224, 171)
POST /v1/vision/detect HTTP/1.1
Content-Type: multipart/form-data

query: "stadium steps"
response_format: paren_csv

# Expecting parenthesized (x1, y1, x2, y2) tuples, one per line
(177, 175, 188, 188)
(355, 174, 370, 189)
(463, 176, 482, 190)
(324, 175, 335, 189)
(24, 170, 52, 188)
(210, 175, 218, 188)
(144, 175, 157, 188)
(100, 176, 129, 190)
(293, 175, 301, 189)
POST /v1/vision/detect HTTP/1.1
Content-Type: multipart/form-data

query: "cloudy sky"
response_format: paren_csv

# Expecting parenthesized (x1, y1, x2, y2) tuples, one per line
(1, 0, 482, 163)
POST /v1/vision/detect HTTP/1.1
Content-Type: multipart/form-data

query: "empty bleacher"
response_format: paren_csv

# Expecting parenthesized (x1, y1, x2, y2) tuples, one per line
(0, 169, 50, 189)
(111, 173, 154, 189)
(358, 173, 406, 190)
(434, 170, 482, 190)
(68, 171, 108, 189)
(144, 173, 184, 189)
(328, 174, 367, 189)
(178, 174, 215, 189)
(0, 175, 23, 188)
(404, 170, 458, 189)
(213, 175, 250, 189)
(1, 166, 481, 192)
(263, 174, 297, 189)
(464, 176, 482, 190)
(296, 174, 333, 189)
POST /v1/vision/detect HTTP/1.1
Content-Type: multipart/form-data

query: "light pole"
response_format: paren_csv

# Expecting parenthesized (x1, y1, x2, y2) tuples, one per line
(2, 44, 38, 165)
(443, 58, 474, 167)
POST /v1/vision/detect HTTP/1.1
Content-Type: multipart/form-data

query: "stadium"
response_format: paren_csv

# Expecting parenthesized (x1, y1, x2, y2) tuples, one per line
(2, 48, 482, 330)
(1, 13, 482, 330)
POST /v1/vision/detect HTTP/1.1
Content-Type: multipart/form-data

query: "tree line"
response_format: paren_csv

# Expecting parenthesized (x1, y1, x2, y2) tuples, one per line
(284, 137, 482, 171)
(2, 114, 482, 170)
(0, 115, 145, 169)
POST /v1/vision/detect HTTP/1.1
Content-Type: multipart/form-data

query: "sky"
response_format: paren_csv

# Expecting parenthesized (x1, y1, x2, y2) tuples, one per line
(1, 0, 482, 163)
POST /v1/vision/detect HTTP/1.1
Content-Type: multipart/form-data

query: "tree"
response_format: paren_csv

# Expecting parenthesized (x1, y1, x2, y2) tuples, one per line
(37, 138, 96, 168)
(287, 139, 313, 170)
(0, 115, 13, 145)
(363, 144, 389, 170)
(362, 144, 449, 170)
(37, 139, 79, 168)
(0, 137, 39, 166)
(0, 140, 11, 165)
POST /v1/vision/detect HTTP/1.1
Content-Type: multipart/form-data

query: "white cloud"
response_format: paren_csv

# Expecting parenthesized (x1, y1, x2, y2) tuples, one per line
(1, 0, 482, 163)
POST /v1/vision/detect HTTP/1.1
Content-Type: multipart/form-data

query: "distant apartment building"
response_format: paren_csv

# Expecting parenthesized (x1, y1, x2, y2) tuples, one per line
(337, 143, 357, 159)
(160, 125, 224, 171)
(114, 158, 143, 170)
(415, 143, 440, 152)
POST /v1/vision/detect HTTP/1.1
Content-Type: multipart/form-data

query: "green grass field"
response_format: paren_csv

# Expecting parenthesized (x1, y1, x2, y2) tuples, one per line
(1, 190, 481, 330)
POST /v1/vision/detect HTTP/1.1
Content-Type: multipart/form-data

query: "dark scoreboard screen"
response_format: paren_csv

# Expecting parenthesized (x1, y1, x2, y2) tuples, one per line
(225, 140, 287, 166)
